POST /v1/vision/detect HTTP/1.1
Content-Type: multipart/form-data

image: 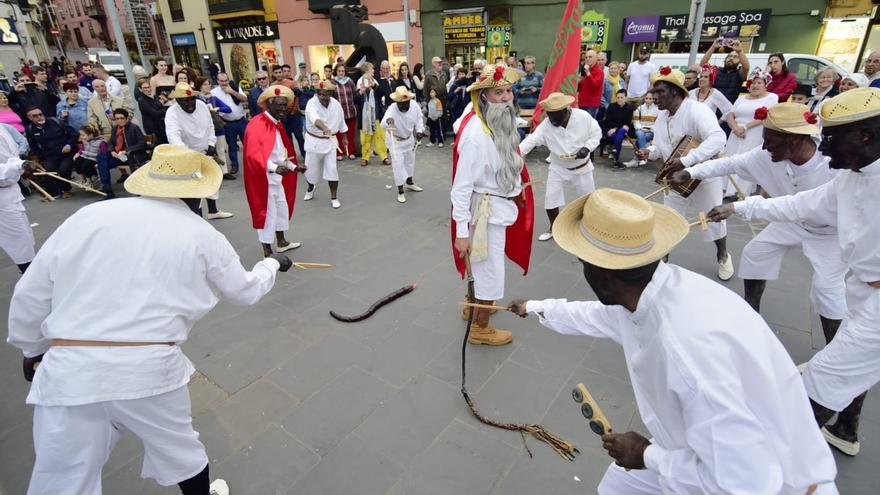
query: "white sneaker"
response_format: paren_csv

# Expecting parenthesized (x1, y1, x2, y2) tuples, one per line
(397, 193, 406, 203)
(438, 142, 444, 148)
(638, 159, 647, 166)
(303, 190, 314, 201)
(717, 253, 734, 281)
(426, 142, 434, 147)
(277, 241, 302, 252)
(209, 479, 229, 495)
(623, 158, 640, 168)
(206, 211, 233, 220)
(404, 183, 423, 192)
(331, 199, 341, 209)
(822, 426, 860, 456)
(538, 232, 553, 242)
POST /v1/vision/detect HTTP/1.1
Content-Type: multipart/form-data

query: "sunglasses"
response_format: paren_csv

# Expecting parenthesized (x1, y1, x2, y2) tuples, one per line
(256, 77, 268, 81)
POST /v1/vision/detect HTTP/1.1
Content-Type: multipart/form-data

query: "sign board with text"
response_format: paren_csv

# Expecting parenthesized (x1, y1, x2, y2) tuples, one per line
(623, 9, 771, 43)
(215, 21, 279, 43)
(581, 10, 609, 49)
(443, 10, 486, 45)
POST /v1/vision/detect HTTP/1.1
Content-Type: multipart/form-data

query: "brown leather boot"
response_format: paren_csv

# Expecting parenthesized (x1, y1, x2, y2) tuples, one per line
(467, 307, 512, 345)
(461, 297, 499, 321)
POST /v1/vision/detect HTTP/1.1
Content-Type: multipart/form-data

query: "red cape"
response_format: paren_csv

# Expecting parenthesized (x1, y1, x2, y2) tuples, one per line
(451, 111, 534, 278)
(243, 113, 298, 229)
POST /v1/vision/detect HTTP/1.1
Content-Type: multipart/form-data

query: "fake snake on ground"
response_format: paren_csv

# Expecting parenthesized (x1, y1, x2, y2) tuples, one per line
(329, 283, 418, 322)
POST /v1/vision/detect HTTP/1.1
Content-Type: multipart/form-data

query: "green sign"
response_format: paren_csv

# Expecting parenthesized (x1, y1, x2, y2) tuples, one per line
(487, 25, 511, 47)
(581, 10, 608, 49)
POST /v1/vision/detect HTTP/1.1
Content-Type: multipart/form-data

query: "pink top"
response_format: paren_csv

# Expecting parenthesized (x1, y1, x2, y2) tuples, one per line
(0, 109, 24, 133)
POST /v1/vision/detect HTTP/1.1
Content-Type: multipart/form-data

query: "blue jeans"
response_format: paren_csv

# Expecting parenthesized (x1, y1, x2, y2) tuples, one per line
(635, 129, 654, 150)
(223, 118, 247, 169)
(97, 152, 122, 187)
(610, 128, 628, 161)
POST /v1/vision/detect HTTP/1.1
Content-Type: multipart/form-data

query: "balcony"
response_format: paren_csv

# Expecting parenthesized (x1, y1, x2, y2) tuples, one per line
(207, 0, 265, 16)
(82, 1, 106, 19)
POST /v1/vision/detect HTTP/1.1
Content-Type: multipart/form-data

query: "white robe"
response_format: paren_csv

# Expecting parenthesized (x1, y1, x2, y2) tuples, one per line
(258, 113, 292, 243)
(304, 97, 347, 184)
(0, 126, 33, 265)
(382, 103, 425, 186)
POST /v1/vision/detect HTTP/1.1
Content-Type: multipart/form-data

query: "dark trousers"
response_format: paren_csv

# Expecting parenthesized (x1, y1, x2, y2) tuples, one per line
(73, 157, 98, 177)
(96, 152, 126, 187)
(428, 118, 444, 143)
(223, 118, 247, 168)
(609, 128, 628, 161)
(288, 114, 306, 159)
(40, 155, 74, 196)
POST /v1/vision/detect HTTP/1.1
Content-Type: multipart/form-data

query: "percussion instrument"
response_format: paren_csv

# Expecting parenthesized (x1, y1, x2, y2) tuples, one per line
(655, 135, 701, 198)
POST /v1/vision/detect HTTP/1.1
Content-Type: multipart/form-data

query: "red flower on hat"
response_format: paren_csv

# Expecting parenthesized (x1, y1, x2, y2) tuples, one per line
(274, 87, 281, 96)
(804, 111, 818, 125)
(185, 89, 192, 96)
(318, 81, 324, 89)
(493, 66, 505, 82)
(754, 106, 768, 120)
(659, 66, 672, 76)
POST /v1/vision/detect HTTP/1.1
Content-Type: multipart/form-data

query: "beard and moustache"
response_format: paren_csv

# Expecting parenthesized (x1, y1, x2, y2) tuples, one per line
(483, 100, 522, 193)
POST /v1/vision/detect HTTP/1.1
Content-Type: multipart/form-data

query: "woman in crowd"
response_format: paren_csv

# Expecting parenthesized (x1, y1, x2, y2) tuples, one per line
(136, 78, 167, 145)
(149, 58, 175, 97)
(724, 68, 778, 198)
(809, 67, 839, 112)
(412, 63, 426, 107)
(56, 82, 89, 133)
(333, 63, 358, 160)
(602, 89, 634, 170)
(690, 65, 732, 117)
(766, 52, 797, 102)
(357, 62, 388, 166)
(625, 90, 658, 167)
(447, 67, 470, 123)
(394, 62, 416, 94)
(175, 69, 193, 88)
(839, 73, 868, 93)
(0, 91, 24, 133)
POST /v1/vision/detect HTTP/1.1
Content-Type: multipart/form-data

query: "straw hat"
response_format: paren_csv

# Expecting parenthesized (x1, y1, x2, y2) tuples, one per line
(169, 82, 196, 99)
(820, 87, 880, 127)
(466, 64, 524, 92)
(257, 84, 294, 106)
(539, 92, 576, 112)
(650, 67, 688, 96)
(314, 79, 336, 92)
(764, 102, 820, 135)
(552, 188, 688, 270)
(389, 86, 416, 102)
(124, 144, 222, 199)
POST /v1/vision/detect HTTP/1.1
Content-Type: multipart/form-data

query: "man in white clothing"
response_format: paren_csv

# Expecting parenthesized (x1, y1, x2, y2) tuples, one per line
(508, 188, 838, 494)
(519, 92, 601, 242)
(165, 82, 233, 220)
(0, 125, 40, 274)
(624, 45, 657, 105)
(211, 72, 249, 178)
(94, 64, 122, 98)
(708, 88, 880, 456)
(7, 144, 294, 495)
(634, 68, 732, 280)
(382, 86, 425, 203)
(303, 79, 347, 209)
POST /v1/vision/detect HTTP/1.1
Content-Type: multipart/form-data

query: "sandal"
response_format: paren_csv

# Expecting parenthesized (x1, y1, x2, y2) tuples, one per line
(361, 159, 369, 167)
(382, 158, 391, 166)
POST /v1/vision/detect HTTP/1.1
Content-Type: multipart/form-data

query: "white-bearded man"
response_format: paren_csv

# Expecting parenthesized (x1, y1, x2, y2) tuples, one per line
(450, 64, 534, 346)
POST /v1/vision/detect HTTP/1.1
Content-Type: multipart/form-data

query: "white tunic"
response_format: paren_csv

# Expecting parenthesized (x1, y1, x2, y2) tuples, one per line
(304, 96, 347, 154)
(526, 262, 837, 494)
(165, 100, 216, 153)
(0, 127, 33, 265)
(7, 197, 281, 406)
(0, 126, 25, 212)
(519, 108, 602, 171)
(647, 98, 726, 167)
(689, 87, 733, 116)
(381, 103, 425, 148)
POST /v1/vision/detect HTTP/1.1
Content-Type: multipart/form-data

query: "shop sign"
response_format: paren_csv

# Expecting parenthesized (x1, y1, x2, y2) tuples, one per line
(443, 13, 484, 27)
(171, 33, 197, 47)
(0, 17, 21, 45)
(581, 10, 608, 49)
(624, 9, 771, 43)
(215, 21, 279, 43)
(443, 10, 486, 44)
(487, 25, 511, 47)
(622, 16, 660, 43)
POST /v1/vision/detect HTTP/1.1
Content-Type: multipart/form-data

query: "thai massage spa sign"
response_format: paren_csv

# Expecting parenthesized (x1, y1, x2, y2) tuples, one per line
(581, 10, 609, 50)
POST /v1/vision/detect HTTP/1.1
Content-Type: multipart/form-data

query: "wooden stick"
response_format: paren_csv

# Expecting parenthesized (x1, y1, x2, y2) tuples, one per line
(35, 172, 107, 196)
(643, 184, 668, 200)
(726, 174, 746, 201)
(292, 262, 333, 269)
(522, 179, 543, 188)
(27, 179, 54, 201)
(457, 301, 513, 312)
(688, 212, 708, 230)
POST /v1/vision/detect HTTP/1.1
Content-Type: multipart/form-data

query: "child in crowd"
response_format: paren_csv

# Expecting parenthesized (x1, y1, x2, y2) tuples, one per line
(73, 123, 104, 189)
(789, 84, 813, 105)
(426, 88, 444, 147)
(626, 90, 658, 167)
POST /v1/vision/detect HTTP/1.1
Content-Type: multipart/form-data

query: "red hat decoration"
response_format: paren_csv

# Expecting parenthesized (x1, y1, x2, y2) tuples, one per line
(803, 111, 818, 125)
(754, 106, 769, 120)
(659, 66, 672, 76)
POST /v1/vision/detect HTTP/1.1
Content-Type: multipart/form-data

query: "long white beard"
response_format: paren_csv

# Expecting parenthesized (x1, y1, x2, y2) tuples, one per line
(485, 101, 522, 194)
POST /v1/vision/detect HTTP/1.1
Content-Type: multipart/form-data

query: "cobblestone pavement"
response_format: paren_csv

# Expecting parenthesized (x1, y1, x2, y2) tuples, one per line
(1, 142, 877, 494)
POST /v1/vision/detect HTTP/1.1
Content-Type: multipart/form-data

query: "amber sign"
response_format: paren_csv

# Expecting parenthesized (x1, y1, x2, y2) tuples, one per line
(443, 11, 486, 44)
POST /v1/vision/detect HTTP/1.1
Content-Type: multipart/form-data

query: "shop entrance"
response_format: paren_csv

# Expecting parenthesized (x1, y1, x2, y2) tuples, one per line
(446, 44, 485, 69)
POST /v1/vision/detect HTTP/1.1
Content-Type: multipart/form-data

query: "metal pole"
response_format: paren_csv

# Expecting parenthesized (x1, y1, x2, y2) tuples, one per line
(102, 0, 143, 127)
(402, 0, 411, 63)
(123, 0, 146, 66)
(44, 5, 66, 57)
(687, 0, 707, 67)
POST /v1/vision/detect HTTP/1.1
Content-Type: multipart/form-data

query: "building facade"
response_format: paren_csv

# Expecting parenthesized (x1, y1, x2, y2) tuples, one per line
(156, 0, 215, 72)
(209, 0, 282, 86)
(0, 2, 53, 75)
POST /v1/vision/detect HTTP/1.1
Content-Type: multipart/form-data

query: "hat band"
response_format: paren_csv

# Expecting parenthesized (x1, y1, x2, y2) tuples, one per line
(148, 170, 204, 181)
(579, 222, 655, 255)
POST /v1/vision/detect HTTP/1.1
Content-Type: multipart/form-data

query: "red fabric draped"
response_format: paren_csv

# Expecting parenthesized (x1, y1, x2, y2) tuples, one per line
(243, 113, 298, 229)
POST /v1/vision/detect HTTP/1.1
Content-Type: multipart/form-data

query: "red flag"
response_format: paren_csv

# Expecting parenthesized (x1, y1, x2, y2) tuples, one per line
(532, 0, 585, 126)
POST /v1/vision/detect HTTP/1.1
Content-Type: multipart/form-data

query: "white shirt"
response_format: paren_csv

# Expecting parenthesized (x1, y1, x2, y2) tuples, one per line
(210, 86, 245, 121)
(688, 145, 838, 235)
(381, 103, 425, 148)
(733, 159, 880, 283)
(451, 115, 523, 238)
(526, 263, 836, 493)
(304, 96, 347, 154)
(105, 76, 122, 98)
(519, 108, 601, 171)
(263, 113, 289, 186)
(689, 87, 733, 116)
(648, 98, 726, 167)
(7, 197, 281, 406)
(0, 126, 25, 211)
(626, 61, 657, 98)
(165, 99, 217, 153)
(633, 102, 659, 131)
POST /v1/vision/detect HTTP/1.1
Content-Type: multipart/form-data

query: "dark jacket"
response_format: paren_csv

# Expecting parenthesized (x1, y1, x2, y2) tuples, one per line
(248, 85, 266, 117)
(602, 102, 634, 134)
(108, 122, 149, 167)
(137, 93, 168, 144)
(375, 76, 394, 119)
(25, 117, 78, 160)
(10, 84, 58, 120)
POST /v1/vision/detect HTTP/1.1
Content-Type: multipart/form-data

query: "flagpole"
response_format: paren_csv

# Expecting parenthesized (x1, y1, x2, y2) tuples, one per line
(687, 0, 707, 67)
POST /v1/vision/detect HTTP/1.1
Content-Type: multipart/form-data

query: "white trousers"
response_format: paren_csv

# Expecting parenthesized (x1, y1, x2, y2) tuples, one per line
(28, 386, 207, 494)
(545, 165, 595, 210)
(663, 177, 726, 242)
(0, 208, 35, 264)
(739, 222, 848, 320)
(257, 183, 289, 244)
(390, 146, 415, 186)
(305, 150, 338, 184)
(804, 280, 880, 411)
(471, 223, 506, 301)
(597, 462, 838, 494)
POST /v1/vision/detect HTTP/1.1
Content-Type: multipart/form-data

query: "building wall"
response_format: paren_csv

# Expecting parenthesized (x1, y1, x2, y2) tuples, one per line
(421, 0, 828, 69)
(156, 0, 215, 66)
(53, 0, 135, 50)
(0, 2, 48, 75)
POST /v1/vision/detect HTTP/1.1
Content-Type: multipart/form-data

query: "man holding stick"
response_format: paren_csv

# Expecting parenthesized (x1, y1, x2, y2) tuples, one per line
(0, 125, 40, 273)
(381, 86, 425, 204)
(302, 79, 347, 209)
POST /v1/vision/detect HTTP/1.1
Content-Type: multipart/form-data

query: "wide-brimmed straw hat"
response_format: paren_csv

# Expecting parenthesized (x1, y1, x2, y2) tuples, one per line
(552, 188, 688, 270)
(466, 64, 524, 92)
(257, 84, 294, 106)
(539, 92, 576, 112)
(124, 144, 222, 199)
(389, 86, 416, 102)
(169, 82, 196, 99)
(650, 67, 689, 96)
(764, 102, 819, 135)
(314, 79, 336, 92)
(820, 87, 880, 128)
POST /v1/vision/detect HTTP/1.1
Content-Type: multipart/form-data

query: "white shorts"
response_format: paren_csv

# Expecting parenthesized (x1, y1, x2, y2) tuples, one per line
(390, 145, 415, 186)
(545, 165, 596, 210)
(663, 177, 726, 242)
(739, 222, 847, 320)
(0, 208, 35, 264)
(305, 150, 338, 184)
(471, 223, 506, 301)
(804, 280, 880, 411)
(28, 385, 208, 494)
(257, 184, 290, 244)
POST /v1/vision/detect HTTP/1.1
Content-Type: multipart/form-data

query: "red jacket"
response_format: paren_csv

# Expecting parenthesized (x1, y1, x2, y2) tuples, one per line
(577, 63, 604, 108)
(767, 72, 797, 103)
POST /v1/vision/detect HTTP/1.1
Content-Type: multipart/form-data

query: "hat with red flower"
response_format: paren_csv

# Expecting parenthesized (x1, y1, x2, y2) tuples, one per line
(763, 102, 820, 135)
(650, 67, 689, 96)
(314, 79, 337, 93)
(466, 63, 525, 93)
(169, 82, 197, 99)
(257, 84, 295, 107)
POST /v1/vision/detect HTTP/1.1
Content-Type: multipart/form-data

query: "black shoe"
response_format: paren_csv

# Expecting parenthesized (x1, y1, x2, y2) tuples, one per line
(116, 174, 129, 184)
(230, 167, 239, 175)
(223, 173, 237, 181)
(612, 161, 626, 170)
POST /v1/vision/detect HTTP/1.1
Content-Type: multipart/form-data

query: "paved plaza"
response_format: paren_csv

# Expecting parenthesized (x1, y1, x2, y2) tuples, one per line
(1, 144, 877, 494)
